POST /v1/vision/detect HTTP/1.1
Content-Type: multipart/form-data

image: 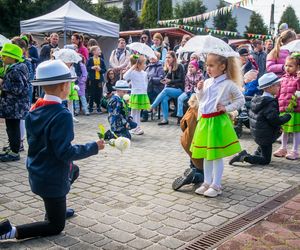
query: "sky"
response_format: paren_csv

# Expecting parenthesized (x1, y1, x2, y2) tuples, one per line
(226, 0, 300, 28)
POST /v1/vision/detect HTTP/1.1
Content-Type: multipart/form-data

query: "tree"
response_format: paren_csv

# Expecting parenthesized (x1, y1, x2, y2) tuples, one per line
(213, 0, 237, 32)
(120, 0, 141, 31)
(94, 0, 122, 24)
(0, 0, 94, 37)
(174, 0, 207, 27)
(278, 6, 300, 33)
(141, 0, 172, 28)
(245, 12, 268, 35)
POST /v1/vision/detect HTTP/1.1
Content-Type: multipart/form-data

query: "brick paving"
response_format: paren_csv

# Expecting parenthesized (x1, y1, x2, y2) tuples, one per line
(218, 194, 300, 250)
(0, 114, 300, 249)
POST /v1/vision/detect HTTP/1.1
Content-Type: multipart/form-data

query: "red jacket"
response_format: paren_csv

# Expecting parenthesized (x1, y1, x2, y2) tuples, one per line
(278, 73, 300, 113)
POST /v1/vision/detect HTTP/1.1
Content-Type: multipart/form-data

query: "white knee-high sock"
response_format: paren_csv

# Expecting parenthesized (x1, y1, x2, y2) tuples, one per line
(292, 132, 300, 152)
(0, 226, 16, 240)
(203, 159, 213, 185)
(131, 109, 141, 126)
(281, 132, 288, 149)
(20, 120, 26, 141)
(212, 158, 224, 188)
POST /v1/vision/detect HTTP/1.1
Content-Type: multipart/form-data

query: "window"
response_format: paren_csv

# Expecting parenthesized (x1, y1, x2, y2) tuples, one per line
(135, 0, 142, 11)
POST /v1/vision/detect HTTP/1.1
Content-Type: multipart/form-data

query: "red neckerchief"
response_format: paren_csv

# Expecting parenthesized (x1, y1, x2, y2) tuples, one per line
(30, 98, 60, 111)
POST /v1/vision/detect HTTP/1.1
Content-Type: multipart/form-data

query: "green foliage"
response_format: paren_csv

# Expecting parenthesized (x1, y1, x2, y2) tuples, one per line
(245, 12, 268, 35)
(94, 0, 122, 24)
(141, 0, 172, 28)
(213, 0, 237, 32)
(278, 6, 300, 33)
(174, 0, 206, 26)
(0, 0, 95, 37)
(120, 0, 141, 31)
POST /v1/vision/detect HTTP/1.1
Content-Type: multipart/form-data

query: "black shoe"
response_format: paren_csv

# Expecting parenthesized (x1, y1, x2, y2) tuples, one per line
(172, 168, 195, 191)
(170, 112, 177, 117)
(158, 120, 169, 125)
(0, 219, 12, 235)
(19, 141, 24, 152)
(141, 117, 148, 122)
(0, 151, 20, 162)
(229, 150, 248, 165)
(177, 117, 182, 126)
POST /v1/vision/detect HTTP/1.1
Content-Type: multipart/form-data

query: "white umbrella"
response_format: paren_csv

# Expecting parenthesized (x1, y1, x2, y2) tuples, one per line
(53, 49, 82, 63)
(281, 39, 300, 52)
(178, 35, 239, 58)
(127, 42, 156, 59)
(0, 34, 11, 47)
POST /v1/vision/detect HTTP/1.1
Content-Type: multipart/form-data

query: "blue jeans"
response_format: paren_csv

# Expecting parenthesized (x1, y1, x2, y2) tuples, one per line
(151, 87, 183, 121)
(177, 92, 191, 117)
(75, 95, 89, 114)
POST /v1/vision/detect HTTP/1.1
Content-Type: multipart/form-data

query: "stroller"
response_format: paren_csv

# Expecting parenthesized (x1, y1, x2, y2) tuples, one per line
(234, 96, 253, 138)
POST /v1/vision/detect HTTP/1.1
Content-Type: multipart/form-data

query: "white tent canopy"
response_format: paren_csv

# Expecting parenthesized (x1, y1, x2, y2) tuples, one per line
(20, 1, 119, 38)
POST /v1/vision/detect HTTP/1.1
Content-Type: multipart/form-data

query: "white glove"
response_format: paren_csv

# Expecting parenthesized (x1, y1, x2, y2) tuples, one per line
(73, 85, 80, 91)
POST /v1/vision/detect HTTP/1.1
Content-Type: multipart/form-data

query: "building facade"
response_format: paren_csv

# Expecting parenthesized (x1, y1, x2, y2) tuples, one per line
(105, 0, 253, 34)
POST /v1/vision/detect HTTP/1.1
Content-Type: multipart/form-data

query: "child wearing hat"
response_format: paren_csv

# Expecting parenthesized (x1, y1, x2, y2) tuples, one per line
(151, 32, 167, 64)
(0, 60, 104, 240)
(177, 60, 203, 124)
(230, 72, 291, 165)
(107, 80, 137, 140)
(0, 43, 30, 162)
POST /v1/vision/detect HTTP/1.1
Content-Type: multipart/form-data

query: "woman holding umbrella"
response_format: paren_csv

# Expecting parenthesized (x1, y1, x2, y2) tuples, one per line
(150, 51, 185, 125)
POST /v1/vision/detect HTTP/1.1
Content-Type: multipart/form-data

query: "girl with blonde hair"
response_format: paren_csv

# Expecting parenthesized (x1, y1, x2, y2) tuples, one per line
(190, 52, 245, 197)
(266, 29, 296, 77)
(123, 54, 150, 135)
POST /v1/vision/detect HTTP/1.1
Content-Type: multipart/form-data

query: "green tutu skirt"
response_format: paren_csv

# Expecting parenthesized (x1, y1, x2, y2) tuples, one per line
(281, 112, 300, 133)
(129, 94, 151, 110)
(190, 113, 241, 160)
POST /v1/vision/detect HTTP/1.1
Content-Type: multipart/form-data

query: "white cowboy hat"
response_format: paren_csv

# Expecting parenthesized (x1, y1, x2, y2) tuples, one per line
(258, 72, 281, 90)
(53, 48, 82, 63)
(32, 60, 77, 86)
(113, 80, 131, 91)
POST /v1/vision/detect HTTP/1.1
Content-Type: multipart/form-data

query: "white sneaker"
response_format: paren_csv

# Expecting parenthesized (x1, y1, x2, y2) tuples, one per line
(204, 185, 222, 197)
(135, 127, 144, 135)
(195, 183, 210, 195)
(73, 117, 79, 123)
(131, 127, 144, 135)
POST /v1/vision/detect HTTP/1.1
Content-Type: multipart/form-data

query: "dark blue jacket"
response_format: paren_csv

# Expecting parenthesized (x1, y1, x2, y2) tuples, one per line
(25, 103, 98, 198)
(243, 79, 260, 96)
(86, 56, 106, 82)
(0, 62, 30, 119)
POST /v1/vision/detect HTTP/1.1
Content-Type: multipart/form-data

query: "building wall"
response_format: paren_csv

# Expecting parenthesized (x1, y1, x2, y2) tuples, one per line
(105, 0, 143, 16)
(173, 0, 252, 34)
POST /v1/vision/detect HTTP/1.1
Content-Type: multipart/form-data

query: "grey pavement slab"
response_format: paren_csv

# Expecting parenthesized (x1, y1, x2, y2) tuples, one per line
(0, 115, 299, 249)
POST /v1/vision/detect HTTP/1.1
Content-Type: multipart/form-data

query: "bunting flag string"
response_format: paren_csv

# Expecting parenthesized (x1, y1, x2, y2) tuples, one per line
(165, 23, 239, 37)
(245, 33, 274, 39)
(162, 23, 274, 40)
(158, 0, 255, 26)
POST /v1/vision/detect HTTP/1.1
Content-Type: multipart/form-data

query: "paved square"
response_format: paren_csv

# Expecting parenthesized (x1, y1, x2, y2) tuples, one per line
(0, 115, 299, 249)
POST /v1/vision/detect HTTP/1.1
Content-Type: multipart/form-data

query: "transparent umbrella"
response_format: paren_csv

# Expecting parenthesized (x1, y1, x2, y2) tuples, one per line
(281, 39, 300, 53)
(178, 35, 239, 58)
(127, 42, 156, 59)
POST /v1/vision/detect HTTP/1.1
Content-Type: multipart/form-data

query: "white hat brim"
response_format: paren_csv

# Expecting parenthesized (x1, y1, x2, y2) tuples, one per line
(258, 78, 281, 90)
(113, 87, 131, 91)
(32, 77, 77, 86)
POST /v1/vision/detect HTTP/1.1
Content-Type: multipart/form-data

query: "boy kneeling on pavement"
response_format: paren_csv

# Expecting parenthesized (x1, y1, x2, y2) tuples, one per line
(230, 72, 291, 165)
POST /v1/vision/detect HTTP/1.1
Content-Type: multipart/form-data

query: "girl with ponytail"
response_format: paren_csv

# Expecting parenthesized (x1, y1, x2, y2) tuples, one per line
(266, 30, 296, 77)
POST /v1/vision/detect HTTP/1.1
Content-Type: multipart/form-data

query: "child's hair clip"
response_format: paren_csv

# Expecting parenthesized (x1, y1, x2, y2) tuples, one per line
(21, 35, 29, 45)
(291, 52, 300, 59)
(133, 54, 140, 59)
